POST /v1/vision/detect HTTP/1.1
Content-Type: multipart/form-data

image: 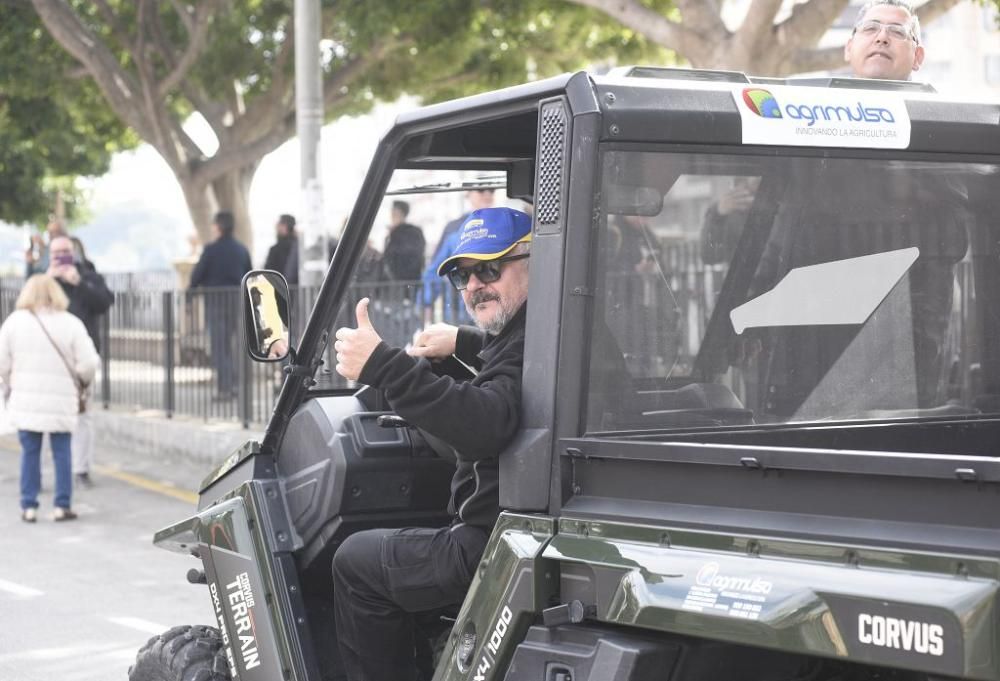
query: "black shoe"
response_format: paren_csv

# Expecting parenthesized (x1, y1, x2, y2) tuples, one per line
(75, 472, 93, 488)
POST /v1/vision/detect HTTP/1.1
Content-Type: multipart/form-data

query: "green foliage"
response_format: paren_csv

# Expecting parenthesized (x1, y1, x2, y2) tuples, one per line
(0, 2, 134, 227)
(322, 0, 669, 108)
(23, 0, 672, 240)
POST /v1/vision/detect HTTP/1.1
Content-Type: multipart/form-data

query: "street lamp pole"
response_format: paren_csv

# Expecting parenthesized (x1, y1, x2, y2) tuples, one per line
(295, 0, 326, 287)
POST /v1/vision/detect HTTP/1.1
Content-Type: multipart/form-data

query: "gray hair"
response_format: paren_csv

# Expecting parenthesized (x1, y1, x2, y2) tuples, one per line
(855, 0, 922, 44)
(510, 241, 531, 257)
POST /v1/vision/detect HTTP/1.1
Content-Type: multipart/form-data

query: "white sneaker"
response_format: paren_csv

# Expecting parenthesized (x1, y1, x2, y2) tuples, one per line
(51, 507, 78, 522)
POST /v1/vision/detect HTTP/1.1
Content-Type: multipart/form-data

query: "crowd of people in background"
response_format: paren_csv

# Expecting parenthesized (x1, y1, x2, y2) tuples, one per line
(5, 217, 111, 522)
(0, 191, 540, 522)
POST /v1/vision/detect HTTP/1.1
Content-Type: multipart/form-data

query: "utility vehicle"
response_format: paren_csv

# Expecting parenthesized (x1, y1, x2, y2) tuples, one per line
(130, 67, 1000, 681)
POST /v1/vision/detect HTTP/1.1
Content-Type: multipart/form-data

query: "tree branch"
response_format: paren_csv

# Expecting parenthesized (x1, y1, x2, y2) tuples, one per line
(914, 0, 965, 31)
(231, 28, 296, 142)
(92, 0, 132, 50)
(724, 0, 783, 70)
(158, 0, 221, 98)
(322, 38, 404, 110)
(168, 0, 195, 34)
(778, 0, 851, 52)
(788, 45, 848, 75)
(677, 0, 726, 37)
(181, 80, 228, 139)
(566, 0, 707, 63)
(192, 116, 295, 186)
(134, 0, 150, 64)
(31, 0, 150, 139)
(740, 0, 783, 42)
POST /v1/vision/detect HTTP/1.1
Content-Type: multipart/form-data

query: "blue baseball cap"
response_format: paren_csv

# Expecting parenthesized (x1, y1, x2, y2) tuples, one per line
(437, 207, 533, 276)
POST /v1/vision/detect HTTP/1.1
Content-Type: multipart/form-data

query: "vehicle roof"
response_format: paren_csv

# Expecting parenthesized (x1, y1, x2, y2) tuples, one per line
(389, 67, 1000, 168)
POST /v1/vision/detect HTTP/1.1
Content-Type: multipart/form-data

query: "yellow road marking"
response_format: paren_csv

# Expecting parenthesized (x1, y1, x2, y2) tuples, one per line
(1, 437, 199, 505)
(93, 464, 198, 505)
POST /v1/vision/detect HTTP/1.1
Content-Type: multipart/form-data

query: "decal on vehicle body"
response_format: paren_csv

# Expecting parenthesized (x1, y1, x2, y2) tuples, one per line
(734, 84, 911, 149)
(858, 613, 944, 656)
(210, 581, 238, 674)
(471, 605, 513, 681)
(826, 595, 962, 676)
(682, 561, 771, 620)
(226, 571, 262, 671)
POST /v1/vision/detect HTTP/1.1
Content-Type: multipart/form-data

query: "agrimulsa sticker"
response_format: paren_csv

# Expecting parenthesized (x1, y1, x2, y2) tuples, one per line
(682, 561, 771, 620)
(734, 84, 911, 149)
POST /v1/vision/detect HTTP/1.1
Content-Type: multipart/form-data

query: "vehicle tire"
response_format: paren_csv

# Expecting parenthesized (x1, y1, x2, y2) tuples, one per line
(128, 624, 231, 681)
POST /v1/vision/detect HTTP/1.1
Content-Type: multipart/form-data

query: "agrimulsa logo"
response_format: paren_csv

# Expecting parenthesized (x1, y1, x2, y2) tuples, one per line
(735, 84, 910, 149)
(696, 561, 773, 595)
(742, 87, 898, 126)
(742, 88, 782, 119)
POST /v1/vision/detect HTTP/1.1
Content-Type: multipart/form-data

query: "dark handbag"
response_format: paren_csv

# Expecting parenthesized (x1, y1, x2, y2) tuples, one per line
(30, 312, 89, 413)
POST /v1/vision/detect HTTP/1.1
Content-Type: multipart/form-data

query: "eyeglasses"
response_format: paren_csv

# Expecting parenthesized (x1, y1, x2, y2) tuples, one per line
(854, 19, 916, 42)
(447, 253, 529, 290)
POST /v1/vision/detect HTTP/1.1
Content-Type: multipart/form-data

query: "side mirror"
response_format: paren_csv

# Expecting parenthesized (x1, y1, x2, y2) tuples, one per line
(242, 270, 292, 362)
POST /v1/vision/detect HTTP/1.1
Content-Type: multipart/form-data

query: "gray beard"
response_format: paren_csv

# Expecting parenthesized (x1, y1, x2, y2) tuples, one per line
(467, 291, 515, 336)
(478, 304, 515, 336)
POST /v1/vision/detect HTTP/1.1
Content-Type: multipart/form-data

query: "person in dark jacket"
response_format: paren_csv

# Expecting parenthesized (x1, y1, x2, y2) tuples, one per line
(189, 211, 253, 399)
(330, 207, 531, 680)
(382, 200, 426, 281)
(47, 236, 114, 486)
(263, 214, 299, 285)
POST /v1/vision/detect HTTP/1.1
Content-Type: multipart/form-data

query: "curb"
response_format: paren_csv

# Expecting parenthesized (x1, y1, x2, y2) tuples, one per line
(89, 408, 264, 467)
(0, 409, 264, 500)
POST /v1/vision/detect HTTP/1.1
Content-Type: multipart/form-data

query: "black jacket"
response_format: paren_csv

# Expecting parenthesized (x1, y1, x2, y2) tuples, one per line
(57, 262, 114, 354)
(383, 223, 425, 281)
(359, 305, 526, 529)
(264, 235, 299, 285)
(190, 235, 252, 289)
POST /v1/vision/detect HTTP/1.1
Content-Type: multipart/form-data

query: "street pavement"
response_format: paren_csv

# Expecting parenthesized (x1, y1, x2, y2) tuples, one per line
(0, 433, 217, 681)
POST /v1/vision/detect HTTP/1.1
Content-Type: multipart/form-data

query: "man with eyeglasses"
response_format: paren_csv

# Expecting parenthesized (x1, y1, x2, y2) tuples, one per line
(330, 206, 531, 680)
(844, 0, 925, 81)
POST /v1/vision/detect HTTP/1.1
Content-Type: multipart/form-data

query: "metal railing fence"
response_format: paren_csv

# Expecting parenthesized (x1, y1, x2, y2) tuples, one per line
(0, 276, 472, 427)
(0, 243, 720, 427)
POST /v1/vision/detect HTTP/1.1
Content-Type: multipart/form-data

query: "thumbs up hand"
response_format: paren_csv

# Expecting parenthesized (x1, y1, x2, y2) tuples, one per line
(334, 298, 383, 381)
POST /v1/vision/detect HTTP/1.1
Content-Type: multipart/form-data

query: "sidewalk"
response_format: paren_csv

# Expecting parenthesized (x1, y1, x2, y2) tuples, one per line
(0, 404, 263, 494)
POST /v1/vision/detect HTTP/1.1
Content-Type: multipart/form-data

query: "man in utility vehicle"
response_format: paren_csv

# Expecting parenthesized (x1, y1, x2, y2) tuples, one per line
(330, 206, 532, 680)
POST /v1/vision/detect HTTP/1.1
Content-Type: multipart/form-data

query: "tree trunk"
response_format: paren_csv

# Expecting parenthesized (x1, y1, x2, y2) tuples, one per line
(178, 163, 259, 254)
(210, 164, 258, 252)
(179, 178, 216, 249)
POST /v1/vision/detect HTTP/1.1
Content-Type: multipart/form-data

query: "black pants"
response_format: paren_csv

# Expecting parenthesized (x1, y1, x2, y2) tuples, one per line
(332, 525, 489, 681)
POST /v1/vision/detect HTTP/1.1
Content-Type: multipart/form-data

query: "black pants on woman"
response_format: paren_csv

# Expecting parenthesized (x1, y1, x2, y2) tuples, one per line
(332, 524, 489, 681)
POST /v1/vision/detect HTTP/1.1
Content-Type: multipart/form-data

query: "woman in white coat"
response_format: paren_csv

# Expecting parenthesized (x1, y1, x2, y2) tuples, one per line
(0, 274, 99, 522)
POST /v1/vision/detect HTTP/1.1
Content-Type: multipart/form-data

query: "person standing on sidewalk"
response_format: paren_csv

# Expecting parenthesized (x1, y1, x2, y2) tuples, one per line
(263, 214, 300, 285)
(189, 211, 253, 400)
(0, 274, 99, 522)
(47, 236, 114, 486)
(382, 201, 426, 282)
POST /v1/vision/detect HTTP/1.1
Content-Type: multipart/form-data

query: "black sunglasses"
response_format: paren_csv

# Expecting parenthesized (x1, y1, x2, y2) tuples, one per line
(447, 253, 530, 290)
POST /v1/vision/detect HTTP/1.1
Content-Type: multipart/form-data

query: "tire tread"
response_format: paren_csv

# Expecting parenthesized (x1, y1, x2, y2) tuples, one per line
(128, 624, 230, 681)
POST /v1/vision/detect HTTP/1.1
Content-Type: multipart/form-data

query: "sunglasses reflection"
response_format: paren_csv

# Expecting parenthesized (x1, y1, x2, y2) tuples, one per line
(448, 253, 530, 290)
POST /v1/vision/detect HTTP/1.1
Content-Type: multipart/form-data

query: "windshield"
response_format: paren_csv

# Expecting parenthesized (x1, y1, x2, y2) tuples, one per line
(586, 149, 1000, 433)
(313, 169, 521, 389)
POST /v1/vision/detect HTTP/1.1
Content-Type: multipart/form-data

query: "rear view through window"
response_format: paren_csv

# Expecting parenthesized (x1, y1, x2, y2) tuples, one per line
(587, 151, 999, 433)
